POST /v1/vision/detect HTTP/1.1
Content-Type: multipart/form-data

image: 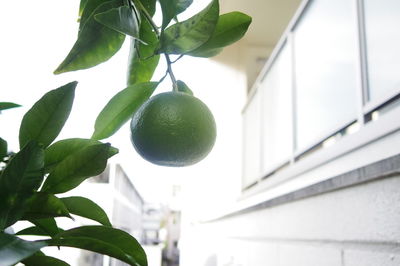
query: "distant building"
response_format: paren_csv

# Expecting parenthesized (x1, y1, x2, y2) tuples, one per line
(142, 203, 182, 266)
(45, 163, 146, 266)
(162, 210, 181, 266)
(111, 164, 145, 241)
(142, 203, 165, 245)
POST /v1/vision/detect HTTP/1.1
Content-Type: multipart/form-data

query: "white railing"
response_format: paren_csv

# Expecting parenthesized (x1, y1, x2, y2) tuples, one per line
(242, 0, 400, 189)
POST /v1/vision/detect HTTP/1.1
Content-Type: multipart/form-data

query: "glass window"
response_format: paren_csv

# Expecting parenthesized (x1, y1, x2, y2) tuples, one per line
(243, 91, 262, 187)
(364, 0, 400, 101)
(261, 43, 293, 173)
(293, 0, 359, 151)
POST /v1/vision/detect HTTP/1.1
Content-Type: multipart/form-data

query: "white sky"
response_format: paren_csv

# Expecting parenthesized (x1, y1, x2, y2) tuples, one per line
(0, 0, 245, 210)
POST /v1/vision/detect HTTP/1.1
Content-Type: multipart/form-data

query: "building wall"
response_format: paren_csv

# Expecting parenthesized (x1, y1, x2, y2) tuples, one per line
(180, 130, 400, 266)
(112, 164, 144, 240)
(180, 0, 400, 265)
(214, 176, 400, 265)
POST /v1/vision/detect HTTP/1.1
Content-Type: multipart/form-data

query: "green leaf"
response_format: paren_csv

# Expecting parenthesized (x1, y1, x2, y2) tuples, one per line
(188, 47, 222, 57)
(54, 0, 125, 74)
(0, 137, 7, 159)
(159, 0, 193, 30)
(41, 144, 112, 194)
(61, 196, 111, 226)
(16, 226, 54, 237)
(30, 218, 61, 238)
(127, 19, 160, 86)
(159, 0, 178, 30)
(79, 0, 121, 32)
(137, 0, 156, 17)
(176, 80, 193, 95)
(23, 253, 70, 266)
(0, 233, 46, 266)
(79, 0, 105, 31)
(92, 82, 158, 140)
(45, 138, 118, 171)
(22, 192, 71, 220)
(188, 12, 251, 57)
(175, 0, 193, 14)
(0, 102, 21, 112)
(95, 5, 141, 38)
(19, 82, 77, 149)
(49, 226, 147, 266)
(79, 0, 89, 19)
(0, 142, 44, 229)
(16, 226, 65, 238)
(159, 0, 219, 54)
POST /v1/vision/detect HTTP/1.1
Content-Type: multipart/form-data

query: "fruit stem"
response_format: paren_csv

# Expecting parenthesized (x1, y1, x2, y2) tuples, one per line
(165, 54, 179, 91)
(133, 0, 179, 91)
(171, 55, 184, 64)
(131, 0, 159, 36)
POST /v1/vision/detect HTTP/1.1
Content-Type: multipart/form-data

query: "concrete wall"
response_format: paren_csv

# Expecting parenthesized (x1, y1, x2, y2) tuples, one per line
(177, 2, 400, 262)
(181, 175, 400, 266)
(178, 0, 400, 264)
(180, 126, 400, 266)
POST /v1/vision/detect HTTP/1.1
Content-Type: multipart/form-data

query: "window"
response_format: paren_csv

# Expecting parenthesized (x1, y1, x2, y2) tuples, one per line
(242, 0, 400, 191)
(364, 0, 400, 102)
(261, 43, 293, 173)
(293, 0, 359, 151)
(242, 90, 262, 187)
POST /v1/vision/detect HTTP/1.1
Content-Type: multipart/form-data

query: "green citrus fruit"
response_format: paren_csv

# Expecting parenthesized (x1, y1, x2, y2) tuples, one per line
(130, 91, 216, 167)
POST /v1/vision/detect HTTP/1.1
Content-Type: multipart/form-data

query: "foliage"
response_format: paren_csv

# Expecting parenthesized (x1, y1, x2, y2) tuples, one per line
(0, 0, 251, 265)
(0, 84, 147, 266)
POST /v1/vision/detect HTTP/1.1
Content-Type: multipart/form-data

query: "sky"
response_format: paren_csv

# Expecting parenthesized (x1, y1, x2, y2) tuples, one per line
(0, 0, 245, 208)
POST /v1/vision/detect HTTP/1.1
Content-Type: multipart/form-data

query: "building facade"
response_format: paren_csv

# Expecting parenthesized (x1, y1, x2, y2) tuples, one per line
(39, 163, 147, 266)
(180, 0, 400, 265)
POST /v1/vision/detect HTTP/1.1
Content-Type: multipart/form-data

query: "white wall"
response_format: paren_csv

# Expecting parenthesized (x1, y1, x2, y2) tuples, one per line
(177, 41, 250, 264)
(179, 109, 400, 266)
(179, 0, 400, 265)
(175, 41, 248, 220)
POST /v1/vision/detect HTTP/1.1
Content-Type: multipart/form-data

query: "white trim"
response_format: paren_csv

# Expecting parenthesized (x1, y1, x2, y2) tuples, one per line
(354, 0, 368, 125)
(241, 110, 247, 189)
(364, 90, 400, 114)
(242, 104, 400, 198)
(293, 117, 357, 158)
(259, 74, 266, 177)
(356, 0, 370, 105)
(289, 31, 297, 163)
(260, 159, 290, 180)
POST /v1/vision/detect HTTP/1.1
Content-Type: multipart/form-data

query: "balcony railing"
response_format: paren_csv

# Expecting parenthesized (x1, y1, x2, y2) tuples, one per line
(242, 0, 400, 190)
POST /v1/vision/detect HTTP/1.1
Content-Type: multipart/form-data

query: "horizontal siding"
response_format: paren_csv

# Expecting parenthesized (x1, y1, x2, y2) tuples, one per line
(181, 174, 400, 266)
(344, 249, 399, 266)
(212, 175, 400, 243)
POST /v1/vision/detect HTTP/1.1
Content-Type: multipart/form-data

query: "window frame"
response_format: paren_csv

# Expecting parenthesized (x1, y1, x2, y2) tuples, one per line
(242, 0, 400, 192)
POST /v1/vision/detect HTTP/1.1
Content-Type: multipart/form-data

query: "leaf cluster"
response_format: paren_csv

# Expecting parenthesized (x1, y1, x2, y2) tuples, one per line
(52, 0, 251, 140)
(0, 83, 146, 266)
(56, 0, 251, 72)
(0, 0, 251, 264)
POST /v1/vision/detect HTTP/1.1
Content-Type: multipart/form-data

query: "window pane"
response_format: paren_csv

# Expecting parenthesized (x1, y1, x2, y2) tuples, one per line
(261, 43, 293, 173)
(243, 91, 261, 187)
(364, 0, 400, 101)
(294, 0, 359, 151)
